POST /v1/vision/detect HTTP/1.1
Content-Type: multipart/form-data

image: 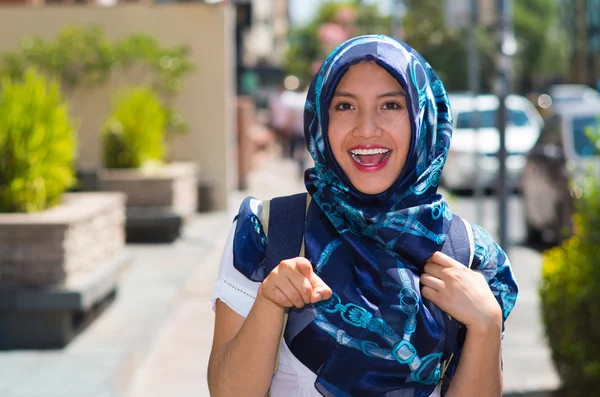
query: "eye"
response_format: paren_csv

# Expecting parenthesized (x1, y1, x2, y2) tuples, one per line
(382, 102, 402, 110)
(334, 102, 354, 111)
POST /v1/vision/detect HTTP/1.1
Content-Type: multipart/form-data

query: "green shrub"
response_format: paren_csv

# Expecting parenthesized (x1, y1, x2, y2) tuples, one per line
(0, 26, 114, 91)
(0, 69, 76, 213)
(0, 26, 195, 135)
(103, 87, 167, 169)
(540, 132, 600, 396)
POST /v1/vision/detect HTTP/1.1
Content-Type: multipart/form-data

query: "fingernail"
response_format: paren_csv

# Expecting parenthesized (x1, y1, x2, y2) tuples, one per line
(314, 292, 321, 300)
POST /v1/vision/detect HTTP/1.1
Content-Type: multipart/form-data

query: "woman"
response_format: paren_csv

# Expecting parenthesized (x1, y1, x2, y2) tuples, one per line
(208, 35, 518, 397)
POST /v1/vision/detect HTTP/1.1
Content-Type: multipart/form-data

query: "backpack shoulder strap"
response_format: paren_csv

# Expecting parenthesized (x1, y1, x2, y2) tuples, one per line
(262, 193, 309, 275)
(260, 193, 309, 384)
(439, 215, 475, 389)
(440, 215, 474, 268)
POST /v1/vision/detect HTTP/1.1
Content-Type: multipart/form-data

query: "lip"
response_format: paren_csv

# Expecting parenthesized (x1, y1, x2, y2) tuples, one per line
(348, 144, 392, 173)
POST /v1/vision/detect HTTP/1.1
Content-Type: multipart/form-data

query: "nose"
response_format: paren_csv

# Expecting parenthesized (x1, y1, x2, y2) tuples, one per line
(354, 109, 382, 139)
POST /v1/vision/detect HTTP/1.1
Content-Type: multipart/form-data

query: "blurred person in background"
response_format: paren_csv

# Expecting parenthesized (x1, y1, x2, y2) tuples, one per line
(208, 35, 518, 397)
(284, 84, 309, 176)
(268, 84, 293, 157)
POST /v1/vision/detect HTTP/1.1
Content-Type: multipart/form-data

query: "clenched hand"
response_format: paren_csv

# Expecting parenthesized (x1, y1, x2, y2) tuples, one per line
(420, 251, 502, 333)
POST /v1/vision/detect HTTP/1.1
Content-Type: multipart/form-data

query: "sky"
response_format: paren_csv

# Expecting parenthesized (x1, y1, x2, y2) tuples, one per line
(288, 0, 392, 26)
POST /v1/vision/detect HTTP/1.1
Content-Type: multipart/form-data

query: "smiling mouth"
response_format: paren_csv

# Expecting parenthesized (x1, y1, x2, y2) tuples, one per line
(350, 148, 392, 166)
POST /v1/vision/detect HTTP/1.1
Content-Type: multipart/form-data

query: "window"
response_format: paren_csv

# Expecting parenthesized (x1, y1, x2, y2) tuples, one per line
(455, 109, 532, 129)
(572, 116, 600, 157)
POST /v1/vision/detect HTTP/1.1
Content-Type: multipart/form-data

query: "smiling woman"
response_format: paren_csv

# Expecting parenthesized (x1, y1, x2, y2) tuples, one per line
(208, 35, 518, 397)
(328, 61, 411, 194)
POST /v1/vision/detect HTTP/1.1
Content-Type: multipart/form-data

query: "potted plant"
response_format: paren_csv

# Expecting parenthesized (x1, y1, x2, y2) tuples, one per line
(0, 69, 128, 349)
(99, 86, 198, 243)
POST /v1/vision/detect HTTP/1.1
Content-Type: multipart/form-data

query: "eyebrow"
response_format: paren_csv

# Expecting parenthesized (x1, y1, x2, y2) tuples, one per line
(333, 90, 406, 98)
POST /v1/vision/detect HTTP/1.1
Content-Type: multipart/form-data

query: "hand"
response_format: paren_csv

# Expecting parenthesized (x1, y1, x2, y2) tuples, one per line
(420, 251, 502, 334)
(260, 257, 332, 309)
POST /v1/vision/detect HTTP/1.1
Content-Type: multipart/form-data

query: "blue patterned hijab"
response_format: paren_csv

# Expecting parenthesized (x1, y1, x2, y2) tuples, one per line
(235, 35, 459, 396)
(304, 35, 452, 268)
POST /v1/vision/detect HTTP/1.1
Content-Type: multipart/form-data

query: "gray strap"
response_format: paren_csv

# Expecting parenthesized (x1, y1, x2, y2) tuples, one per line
(462, 218, 475, 268)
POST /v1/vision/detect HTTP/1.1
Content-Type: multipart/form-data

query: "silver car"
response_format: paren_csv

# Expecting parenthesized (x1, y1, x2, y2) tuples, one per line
(521, 102, 600, 244)
(442, 94, 544, 192)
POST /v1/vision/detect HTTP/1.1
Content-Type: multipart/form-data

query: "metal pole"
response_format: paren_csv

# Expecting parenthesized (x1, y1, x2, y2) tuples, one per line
(469, 0, 483, 226)
(496, 0, 513, 249)
(391, 0, 406, 39)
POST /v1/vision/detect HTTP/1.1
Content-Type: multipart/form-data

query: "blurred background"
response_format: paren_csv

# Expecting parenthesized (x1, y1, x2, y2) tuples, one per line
(0, 1, 599, 396)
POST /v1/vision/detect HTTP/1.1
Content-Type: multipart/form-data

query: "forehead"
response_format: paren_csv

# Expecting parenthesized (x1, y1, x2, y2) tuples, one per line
(336, 61, 404, 91)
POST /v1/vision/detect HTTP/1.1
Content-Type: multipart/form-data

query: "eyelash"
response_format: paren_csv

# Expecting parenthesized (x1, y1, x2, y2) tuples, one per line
(334, 101, 402, 111)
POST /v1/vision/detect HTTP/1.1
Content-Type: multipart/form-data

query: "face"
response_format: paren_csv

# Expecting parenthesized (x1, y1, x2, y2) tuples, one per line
(328, 61, 411, 195)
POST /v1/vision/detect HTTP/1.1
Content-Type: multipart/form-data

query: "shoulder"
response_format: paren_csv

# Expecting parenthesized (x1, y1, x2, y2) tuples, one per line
(460, 220, 512, 280)
(465, 221, 518, 323)
(468, 223, 508, 267)
(235, 196, 265, 225)
(232, 197, 270, 281)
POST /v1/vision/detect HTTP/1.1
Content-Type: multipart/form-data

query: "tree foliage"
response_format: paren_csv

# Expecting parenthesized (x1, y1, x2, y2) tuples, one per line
(284, 1, 390, 84)
(285, 0, 566, 93)
(513, 0, 568, 91)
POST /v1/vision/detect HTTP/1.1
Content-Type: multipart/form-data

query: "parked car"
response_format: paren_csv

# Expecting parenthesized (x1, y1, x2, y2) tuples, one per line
(548, 84, 600, 107)
(520, 102, 600, 244)
(442, 94, 544, 192)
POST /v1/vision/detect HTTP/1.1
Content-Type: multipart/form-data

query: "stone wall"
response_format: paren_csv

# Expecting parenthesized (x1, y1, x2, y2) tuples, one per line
(0, 192, 126, 286)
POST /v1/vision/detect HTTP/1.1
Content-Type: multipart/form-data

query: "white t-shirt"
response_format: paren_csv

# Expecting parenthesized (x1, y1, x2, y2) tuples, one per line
(211, 200, 441, 397)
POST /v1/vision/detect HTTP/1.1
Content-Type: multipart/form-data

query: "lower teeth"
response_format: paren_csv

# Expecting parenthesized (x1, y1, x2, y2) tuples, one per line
(351, 153, 389, 166)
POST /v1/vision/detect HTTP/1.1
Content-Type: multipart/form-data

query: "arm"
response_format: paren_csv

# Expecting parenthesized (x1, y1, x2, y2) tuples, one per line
(207, 290, 286, 397)
(208, 258, 332, 397)
(421, 252, 505, 397)
(444, 312, 503, 396)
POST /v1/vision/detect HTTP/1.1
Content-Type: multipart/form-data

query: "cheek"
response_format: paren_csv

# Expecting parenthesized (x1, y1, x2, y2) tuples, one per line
(395, 117, 412, 157)
(327, 122, 346, 162)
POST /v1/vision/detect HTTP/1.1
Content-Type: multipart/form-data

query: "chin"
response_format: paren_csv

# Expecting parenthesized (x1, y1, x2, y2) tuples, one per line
(352, 180, 391, 195)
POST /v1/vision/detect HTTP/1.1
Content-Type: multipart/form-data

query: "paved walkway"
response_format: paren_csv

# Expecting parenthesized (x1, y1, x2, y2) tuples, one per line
(0, 147, 561, 396)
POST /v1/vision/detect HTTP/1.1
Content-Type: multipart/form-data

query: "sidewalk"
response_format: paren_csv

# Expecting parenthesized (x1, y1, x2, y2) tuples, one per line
(0, 149, 561, 397)
(126, 152, 306, 397)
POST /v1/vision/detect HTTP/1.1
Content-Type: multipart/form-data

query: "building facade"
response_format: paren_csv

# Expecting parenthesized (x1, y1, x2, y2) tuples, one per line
(235, 0, 290, 96)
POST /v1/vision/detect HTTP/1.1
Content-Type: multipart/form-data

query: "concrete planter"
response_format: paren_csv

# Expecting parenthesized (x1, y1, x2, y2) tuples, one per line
(99, 161, 199, 219)
(0, 192, 126, 286)
(0, 192, 130, 349)
(99, 161, 199, 243)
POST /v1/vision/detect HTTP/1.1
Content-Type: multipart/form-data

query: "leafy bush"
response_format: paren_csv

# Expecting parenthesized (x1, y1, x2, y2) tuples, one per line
(0, 26, 194, 134)
(0, 26, 114, 91)
(0, 69, 76, 213)
(103, 87, 167, 169)
(540, 129, 600, 396)
(113, 33, 195, 97)
(112, 33, 194, 134)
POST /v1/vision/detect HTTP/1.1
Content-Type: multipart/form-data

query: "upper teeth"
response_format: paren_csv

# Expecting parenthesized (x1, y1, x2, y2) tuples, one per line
(350, 148, 390, 155)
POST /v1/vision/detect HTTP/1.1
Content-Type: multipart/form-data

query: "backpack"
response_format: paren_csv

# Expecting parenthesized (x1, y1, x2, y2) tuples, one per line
(261, 192, 474, 395)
